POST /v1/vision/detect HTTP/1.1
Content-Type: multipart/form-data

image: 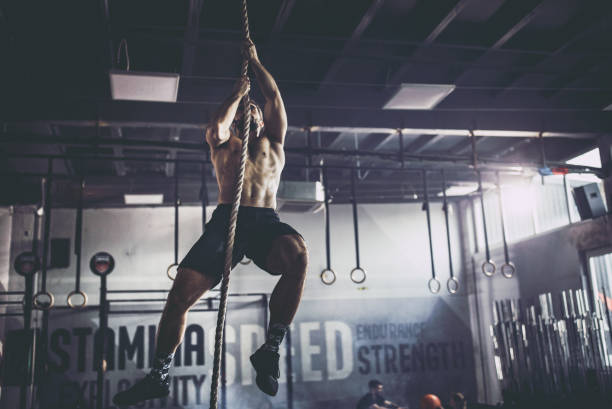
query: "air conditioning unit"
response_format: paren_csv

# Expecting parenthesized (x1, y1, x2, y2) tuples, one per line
(277, 181, 325, 213)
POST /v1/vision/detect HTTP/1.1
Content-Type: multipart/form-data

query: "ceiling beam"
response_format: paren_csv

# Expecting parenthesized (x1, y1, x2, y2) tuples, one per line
(495, 138, 532, 158)
(409, 134, 446, 154)
(388, 0, 473, 85)
(448, 0, 547, 85)
(372, 132, 398, 151)
(165, 129, 180, 177)
(270, 0, 298, 39)
(448, 135, 487, 155)
(320, 0, 385, 87)
(326, 132, 352, 149)
(490, 1, 545, 50)
(4, 100, 611, 134)
(495, 7, 612, 98)
(181, 0, 204, 76)
(111, 127, 127, 176)
(546, 59, 611, 100)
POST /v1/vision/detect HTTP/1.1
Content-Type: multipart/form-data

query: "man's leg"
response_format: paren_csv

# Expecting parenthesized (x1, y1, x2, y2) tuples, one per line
(113, 267, 217, 406)
(266, 234, 308, 326)
(156, 267, 218, 356)
(250, 234, 308, 396)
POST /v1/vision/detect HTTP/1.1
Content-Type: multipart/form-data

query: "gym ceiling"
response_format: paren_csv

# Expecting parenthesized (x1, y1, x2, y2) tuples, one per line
(1, 0, 611, 206)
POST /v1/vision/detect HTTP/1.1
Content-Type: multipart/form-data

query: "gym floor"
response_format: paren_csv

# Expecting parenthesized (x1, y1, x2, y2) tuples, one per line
(1, 1, 612, 408)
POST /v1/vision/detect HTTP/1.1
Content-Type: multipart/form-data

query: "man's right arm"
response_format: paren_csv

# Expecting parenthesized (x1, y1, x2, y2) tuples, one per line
(205, 77, 250, 148)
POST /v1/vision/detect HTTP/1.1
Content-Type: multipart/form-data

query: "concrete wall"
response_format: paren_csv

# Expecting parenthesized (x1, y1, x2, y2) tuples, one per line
(1, 201, 477, 409)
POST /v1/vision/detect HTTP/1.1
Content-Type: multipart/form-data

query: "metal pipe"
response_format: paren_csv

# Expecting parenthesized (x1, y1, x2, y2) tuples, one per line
(96, 274, 108, 409)
(286, 327, 294, 409)
(1, 140, 603, 175)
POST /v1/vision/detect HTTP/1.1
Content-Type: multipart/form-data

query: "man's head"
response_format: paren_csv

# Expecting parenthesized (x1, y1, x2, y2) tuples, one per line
(368, 379, 383, 395)
(449, 392, 466, 409)
(231, 101, 264, 138)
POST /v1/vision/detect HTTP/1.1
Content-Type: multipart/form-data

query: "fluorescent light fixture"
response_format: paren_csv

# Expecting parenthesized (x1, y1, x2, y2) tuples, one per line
(124, 194, 164, 205)
(437, 183, 479, 197)
(109, 70, 180, 102)
(566, 148, 602, 168)
(604, 103, 612, 111)
(383, 83, 455, 110)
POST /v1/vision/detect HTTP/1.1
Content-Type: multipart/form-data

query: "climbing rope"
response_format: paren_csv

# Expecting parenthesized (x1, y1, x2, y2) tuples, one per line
(209, 0, 252, 407)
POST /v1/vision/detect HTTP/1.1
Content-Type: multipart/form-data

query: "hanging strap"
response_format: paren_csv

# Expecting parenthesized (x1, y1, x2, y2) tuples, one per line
(422, 170, 440, 294)
(496, 172, 515, 279)
(167, 165, 181, 280)
(209, 1, 252, 406)
(174, 165, 180, 265)
(349, 168, 366, 284)
(34, 159, 55, 310)
(477, 170, 496, 277)
(320, 166, 336, 285)
(441, 170, 458, 294)
(68, 178, 88, 309)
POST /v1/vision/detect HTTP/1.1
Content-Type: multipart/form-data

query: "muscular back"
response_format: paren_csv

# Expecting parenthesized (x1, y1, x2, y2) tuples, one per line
(210, 130, 285, 209)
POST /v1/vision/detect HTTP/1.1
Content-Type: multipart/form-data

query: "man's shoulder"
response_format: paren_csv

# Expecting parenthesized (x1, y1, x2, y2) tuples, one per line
(357, 393, 374, 407)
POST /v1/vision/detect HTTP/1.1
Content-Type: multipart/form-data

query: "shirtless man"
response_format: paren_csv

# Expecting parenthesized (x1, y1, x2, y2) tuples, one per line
(113, 40, 308, 405)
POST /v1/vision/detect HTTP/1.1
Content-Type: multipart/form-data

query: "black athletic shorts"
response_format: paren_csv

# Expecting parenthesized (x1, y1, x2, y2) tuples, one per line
(179, 204, 301, 285)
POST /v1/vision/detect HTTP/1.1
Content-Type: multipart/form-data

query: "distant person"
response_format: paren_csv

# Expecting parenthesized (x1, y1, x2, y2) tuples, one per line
(356, 380, 405, 409)
(449, 392, 466, 409)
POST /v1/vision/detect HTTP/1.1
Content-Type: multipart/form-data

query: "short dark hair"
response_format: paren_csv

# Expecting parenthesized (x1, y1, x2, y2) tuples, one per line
(451, 392, 466, 409)
(368, 380, 382, 389)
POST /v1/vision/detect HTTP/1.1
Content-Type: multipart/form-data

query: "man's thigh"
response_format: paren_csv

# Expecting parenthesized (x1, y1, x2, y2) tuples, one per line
(263, 233, 308, 275)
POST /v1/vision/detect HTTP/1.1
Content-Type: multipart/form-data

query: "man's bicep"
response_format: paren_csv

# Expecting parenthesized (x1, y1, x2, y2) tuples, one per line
(264, 94, 287, 143)
(205, 125, 228, 148)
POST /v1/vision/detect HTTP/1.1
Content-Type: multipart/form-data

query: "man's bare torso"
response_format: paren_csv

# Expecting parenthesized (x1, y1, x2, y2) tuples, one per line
(211, 129, 285, 209)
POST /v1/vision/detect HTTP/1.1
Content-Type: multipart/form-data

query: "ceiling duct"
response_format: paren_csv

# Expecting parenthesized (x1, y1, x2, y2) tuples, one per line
(276, 181, 325, 213)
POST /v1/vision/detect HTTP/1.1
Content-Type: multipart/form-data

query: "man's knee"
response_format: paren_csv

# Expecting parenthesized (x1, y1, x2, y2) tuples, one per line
(285, 236, 308, 278)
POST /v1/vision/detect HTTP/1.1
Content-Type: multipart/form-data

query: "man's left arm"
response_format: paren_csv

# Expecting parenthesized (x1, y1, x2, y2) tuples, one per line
(383, 400, 404, 409)
(244, 40, 287, 144)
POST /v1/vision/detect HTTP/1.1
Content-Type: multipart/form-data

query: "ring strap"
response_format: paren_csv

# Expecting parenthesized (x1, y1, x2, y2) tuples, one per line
(350, 169, 361, 269)
(322, 167, 332, 271)
(447, 277, 459, 294)
(422, 170, 436, 281)
(477, 170, 491, 261)
(350, 267, 366, 284)
(167, 263, 179, 281)
(67, 290, 88, 309)
(495, 172, 511, 265)
(174, 165, 180, 265)
(501, 262, 516, 279)
(428, 277, 441, 294)
(441, 169, 455, 281)
(33, 291, 55, 310)
(320, 269, 336, 285)
(482, 260, 496, 277)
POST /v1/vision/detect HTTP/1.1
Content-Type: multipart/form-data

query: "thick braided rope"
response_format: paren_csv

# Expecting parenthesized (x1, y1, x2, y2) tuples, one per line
(209, 1, 251, 407)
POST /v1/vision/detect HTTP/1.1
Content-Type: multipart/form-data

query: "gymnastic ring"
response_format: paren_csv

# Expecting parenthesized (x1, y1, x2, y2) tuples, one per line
(239, 258, 252, 265)
(350, 267, 366, 284)
(67, 290, 88, 309)
(428, 277, 441, 294)
(481, 260, 496, 277)
(167, 263, 179, 281)
(33, 291, 55, 310)
(447, 277, 460, 294)
(500, 262, 516, 279)
(320, 268, 336, 285)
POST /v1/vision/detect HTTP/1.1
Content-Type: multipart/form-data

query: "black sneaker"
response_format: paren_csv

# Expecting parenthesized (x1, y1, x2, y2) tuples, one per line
(250, 348, 280, 396)
(112, 374, 170, 406)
